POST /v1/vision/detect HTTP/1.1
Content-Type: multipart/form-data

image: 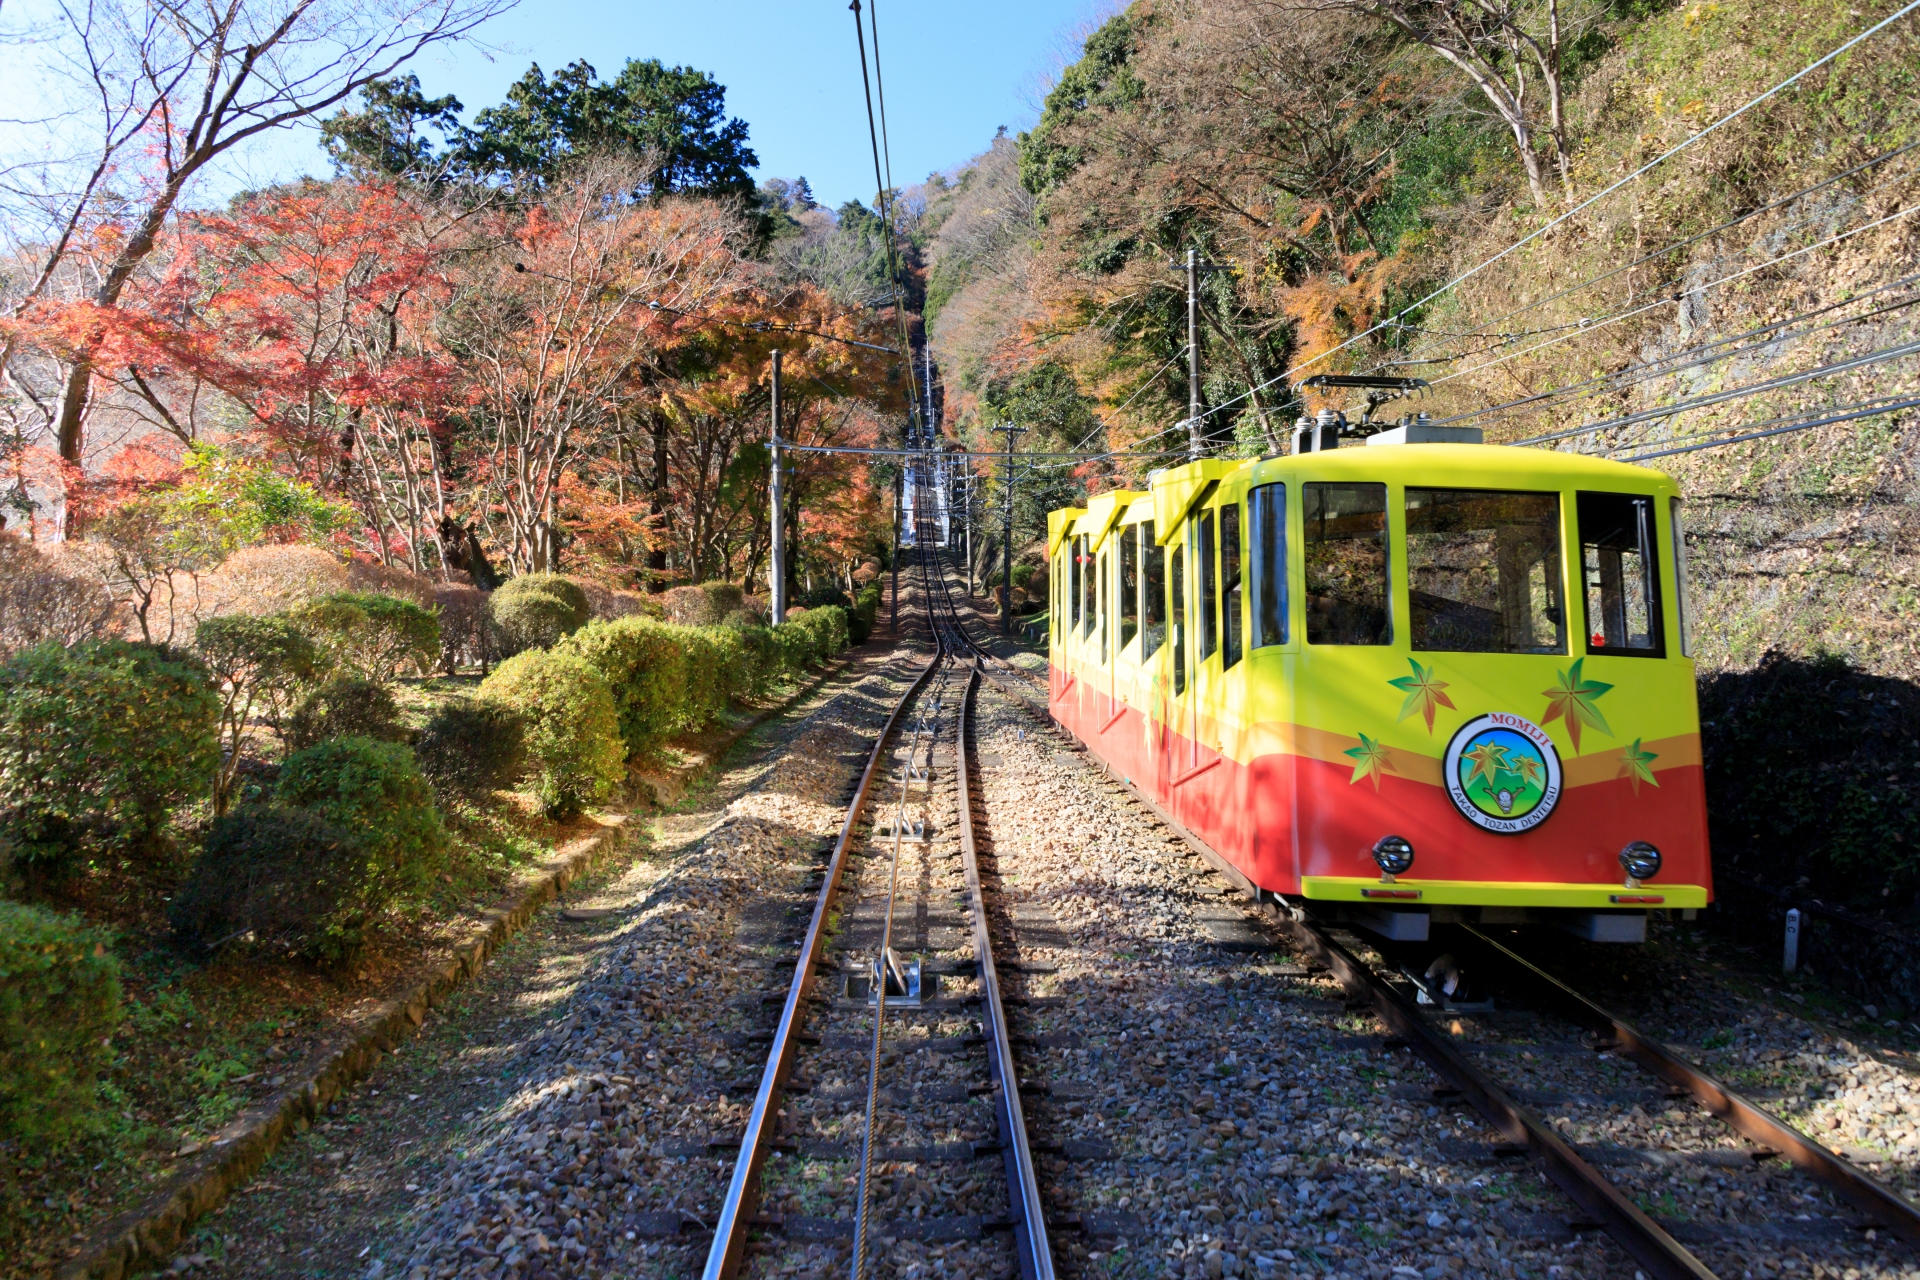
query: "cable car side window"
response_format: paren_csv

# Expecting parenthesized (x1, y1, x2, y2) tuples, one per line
(1249, 483, 1288, 648)
(1098, 546, 1111, 664)
(1053, 544, 1067, 646)
(1197, 508, 1219, 662)
(1578, 492, 1664, 657)
(1170, 541, 1187, 695)
(1141, 521, 1166, 658)
(1119, 522, 1140, 652)
(1080, 535, 1096, 640)
(1670, 497, 1694, 659)
(1405, 489, 1565, 654)
(1220, 502, 1244, 669)
(1304, 482, 1391, 645)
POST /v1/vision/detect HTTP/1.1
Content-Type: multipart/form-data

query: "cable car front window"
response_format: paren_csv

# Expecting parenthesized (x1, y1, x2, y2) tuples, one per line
(1405, 489, 1565, 654)
(1578, 491, 1664, 657)
(1142, 521, 1166, 658)
(1304, 482, 1391, 645)
(1120, 524, 1140, 652)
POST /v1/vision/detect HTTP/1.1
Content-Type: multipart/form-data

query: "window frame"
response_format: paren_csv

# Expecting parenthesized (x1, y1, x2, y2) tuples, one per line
(1196, 507, 1219, 663)
(1221, 498, 1244, 670)
(1249, 481, 1289, 650)
(1576, 490, 1666, 660)
(1402, 486, 1568, 657)
(1119, 519, 1141, 655)
(1141, 520, 1166, 660)
(1303, 480, 1393, 647)
(1170, 539, 1187, 696)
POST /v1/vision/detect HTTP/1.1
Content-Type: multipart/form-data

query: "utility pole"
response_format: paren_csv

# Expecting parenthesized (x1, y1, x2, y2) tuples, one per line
(889, 463, 901, 634)
(991, 423, 1027, 637)
(768, 348, 786, 625)
(963, 470, 974, 596)
(1186, 247, 1204, 460)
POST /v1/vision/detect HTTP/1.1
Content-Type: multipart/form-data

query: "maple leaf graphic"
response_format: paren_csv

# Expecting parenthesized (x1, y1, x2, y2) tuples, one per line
(1514, 752, 1546, 792)
(1461, 739, 1512, 795)
(1343, 733, 1391, 791)
(1540, 658, 1614, 752)
(1388, 659, 1457, 734)
(1620, 738, 1660, 794)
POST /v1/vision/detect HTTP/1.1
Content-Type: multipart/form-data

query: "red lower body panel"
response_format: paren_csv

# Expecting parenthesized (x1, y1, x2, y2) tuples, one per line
(1048, 668, 1711, 902)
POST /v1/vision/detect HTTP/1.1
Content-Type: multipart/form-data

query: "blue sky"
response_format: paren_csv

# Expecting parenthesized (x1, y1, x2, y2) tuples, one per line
(264, 0, 1114, 204)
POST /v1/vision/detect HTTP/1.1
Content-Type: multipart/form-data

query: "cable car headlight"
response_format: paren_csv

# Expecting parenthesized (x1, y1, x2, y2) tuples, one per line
(1371, 835, 1415, 882)
(1619, 841, 1662, 887)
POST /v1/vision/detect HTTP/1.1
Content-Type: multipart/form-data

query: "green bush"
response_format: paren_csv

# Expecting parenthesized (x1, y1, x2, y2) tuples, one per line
(793, 604, 851, 659)
(414, 698, 526, 801)
(0, 640, 219, 869)
(292, 591, 439, 683)
(479, 650, 624, 818)
(287, 676, 407, 751)
(0, 902, 121, 1141)
(731, 625, 782, 698)
(555, 617, 689, 757)
(275, 736, 445, 896)
(488, 575, 591, 655)
(771, 620, 819, 676)
(194, 612, 322, 812)
(169, 807, 373, 961)
(850, 584, 882, 644)
(675, 627, 729, 729)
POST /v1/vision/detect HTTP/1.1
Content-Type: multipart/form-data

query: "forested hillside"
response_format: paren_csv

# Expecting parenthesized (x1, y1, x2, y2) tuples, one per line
(921, 0, 1920, 683)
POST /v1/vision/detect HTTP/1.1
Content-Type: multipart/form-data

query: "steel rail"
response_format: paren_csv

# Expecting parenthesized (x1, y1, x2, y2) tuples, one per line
(1463, 925, 1920, 1248)
(701, 630, 940, 1280)
(956, 660, 1057, 1279)
(1278, 918, 1720, 1280)
(1064, 738, 1722, 1280)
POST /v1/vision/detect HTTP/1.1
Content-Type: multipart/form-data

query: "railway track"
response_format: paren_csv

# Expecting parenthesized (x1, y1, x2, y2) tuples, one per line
(919, 547, 1920, 1280)
(703, 540, 1054, 1279)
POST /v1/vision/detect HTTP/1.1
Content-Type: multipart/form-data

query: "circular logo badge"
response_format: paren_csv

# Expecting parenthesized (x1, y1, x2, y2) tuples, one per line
(1442, 713, 1563, 834)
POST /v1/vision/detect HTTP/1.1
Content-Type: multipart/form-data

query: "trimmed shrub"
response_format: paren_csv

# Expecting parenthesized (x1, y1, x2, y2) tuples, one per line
(555, 617, 690, 757)
(275, 736, 446, 895)
(731, 625, 782, 699)
(772, 621, 819, 676)
(194, 612, 323, 811)
(675, 627, 727, 729)
(479, 650, 624, 818)
(0, 536, 117, 659)
(288, 676, 407, 751)
(168, 807, 372, 961)
(342, 557, 437, 607)
(200, 544, 349, 617)
(793, 604, 851, 659)
(0, 640, 219, 869)
(849, 584, 882, 645)
(489, 575, 591, 655)
(0, 902, 121, 1141)
(433, 582, 494, 674)
(292, 591, 440, 683)
(414, 698, 526, 801)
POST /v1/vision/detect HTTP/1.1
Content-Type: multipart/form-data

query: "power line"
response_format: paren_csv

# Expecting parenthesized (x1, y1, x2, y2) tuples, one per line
(848, 0, 923, 432)
(1177, 0, 1920, 430)
(1374, 138, 1920, 373)
(1422, 198, 1920, 398)
(1614, 395, 1920, 462)
(1506, 335, 1920, 449)
(1436, 273, 1920, 430)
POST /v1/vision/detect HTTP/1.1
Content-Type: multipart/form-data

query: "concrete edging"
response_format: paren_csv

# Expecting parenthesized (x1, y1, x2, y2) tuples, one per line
(56, 646, 872, 1280)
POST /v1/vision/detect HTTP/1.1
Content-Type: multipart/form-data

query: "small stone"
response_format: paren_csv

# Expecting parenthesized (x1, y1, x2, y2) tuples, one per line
(1426, 1211, 1450, 1230)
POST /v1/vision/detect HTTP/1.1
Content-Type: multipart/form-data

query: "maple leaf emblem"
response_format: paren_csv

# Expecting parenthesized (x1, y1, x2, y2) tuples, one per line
(1540, 658, 1614, 752)
(1513, 751, 1546, 792)
(1388, 659, 1457, 734)
(1343, 733, 1391, 791)
(1461, 739, 1512, 794)
(1619, 738, 1660, 794)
